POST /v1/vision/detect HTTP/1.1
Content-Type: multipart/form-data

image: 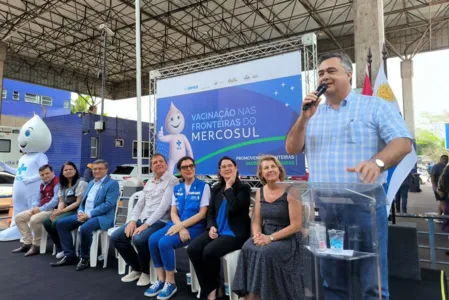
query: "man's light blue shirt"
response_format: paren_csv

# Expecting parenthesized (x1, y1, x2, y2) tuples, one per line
(84, 176, 107, 218)
(305, 90, 413, 184)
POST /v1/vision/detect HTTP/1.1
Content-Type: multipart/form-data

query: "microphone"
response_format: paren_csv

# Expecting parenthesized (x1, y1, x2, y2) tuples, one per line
(302, 83, 328, 111)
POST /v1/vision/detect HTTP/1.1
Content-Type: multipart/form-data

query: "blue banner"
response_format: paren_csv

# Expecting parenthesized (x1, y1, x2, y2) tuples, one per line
(156, 75, 305, 176)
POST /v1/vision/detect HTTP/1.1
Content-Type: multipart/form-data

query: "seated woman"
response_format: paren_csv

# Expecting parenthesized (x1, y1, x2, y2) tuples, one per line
(187, 156, 251, 300)
(232, 155, 304, 300)
(43, 161, 87, 258)
(146, 156, 210, 300)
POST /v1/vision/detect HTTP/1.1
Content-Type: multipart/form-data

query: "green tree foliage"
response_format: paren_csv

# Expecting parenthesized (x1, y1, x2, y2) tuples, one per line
(71, 95, 93, 114)
(70, 95, 107, 116)
(415, 128, 449, 161)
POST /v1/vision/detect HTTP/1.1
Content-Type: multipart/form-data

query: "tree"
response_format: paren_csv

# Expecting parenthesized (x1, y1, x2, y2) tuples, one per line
(71, 95, 93, 114)
(415, 128, 449, 162)
(420, 112, 449, 124)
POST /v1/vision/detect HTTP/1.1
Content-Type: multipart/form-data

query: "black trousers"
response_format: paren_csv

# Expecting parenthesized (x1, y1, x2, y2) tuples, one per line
(111, 220, 165, 274)
(42, 211, 77, 251)
(187, 231, 240, 297)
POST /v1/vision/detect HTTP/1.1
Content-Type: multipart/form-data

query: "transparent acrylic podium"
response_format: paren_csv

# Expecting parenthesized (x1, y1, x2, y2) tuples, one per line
(282, 182, 387, 300)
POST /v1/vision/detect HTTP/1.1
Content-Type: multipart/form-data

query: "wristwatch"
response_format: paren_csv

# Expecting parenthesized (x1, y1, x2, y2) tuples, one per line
(269, 235, 275, 242)
(374, 159, 385, 172)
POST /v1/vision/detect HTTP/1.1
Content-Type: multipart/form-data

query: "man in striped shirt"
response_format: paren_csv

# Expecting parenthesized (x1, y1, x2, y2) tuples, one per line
(286, 52, 412, 300)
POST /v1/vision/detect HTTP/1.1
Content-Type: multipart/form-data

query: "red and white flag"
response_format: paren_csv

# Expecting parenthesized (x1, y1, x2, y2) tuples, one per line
(361, 64, 373, 96)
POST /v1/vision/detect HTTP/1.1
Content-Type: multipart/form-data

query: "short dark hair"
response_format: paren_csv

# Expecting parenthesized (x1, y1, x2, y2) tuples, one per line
(93, 159, 108, 169)
(217, 156, 240, 186)
(151, 153, 167, 164)
(39, 164, 53, 173)
(318, 52, 353, 73)
(441, 155, 449, 163)
(177, 156, 195, 171)
(59, 161, 80, 188)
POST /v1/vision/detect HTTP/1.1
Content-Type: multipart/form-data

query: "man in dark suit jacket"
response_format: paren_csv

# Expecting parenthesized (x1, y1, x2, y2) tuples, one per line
(51, 159, 120, 271)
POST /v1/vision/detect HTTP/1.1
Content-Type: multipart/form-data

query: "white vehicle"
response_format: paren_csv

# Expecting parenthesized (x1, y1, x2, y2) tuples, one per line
(110, 164, 152, 189)
(0, 126, 21, 170)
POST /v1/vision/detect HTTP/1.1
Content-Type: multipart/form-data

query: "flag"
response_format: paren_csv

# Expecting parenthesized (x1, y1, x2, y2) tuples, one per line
(362, 64, 373, 96)
(373, 64, 417, 210)
(373, 64, 401, 112)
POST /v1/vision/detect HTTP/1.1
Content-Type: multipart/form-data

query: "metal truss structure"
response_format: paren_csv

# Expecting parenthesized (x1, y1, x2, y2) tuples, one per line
(148, 34, 317, 157)
(1, 0, 449, 99)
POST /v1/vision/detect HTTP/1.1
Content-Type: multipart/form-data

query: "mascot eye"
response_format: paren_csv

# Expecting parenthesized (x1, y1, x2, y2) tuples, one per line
(170, 117, 173, 121)
(177, 116, 180, 119)
(25, 130, 31, 137)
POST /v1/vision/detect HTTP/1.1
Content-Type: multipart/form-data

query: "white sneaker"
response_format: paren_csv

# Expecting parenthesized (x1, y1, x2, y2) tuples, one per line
(137, 273, 151, 286)
(121, 271, 142, 282)
(56, 251, 64, 259)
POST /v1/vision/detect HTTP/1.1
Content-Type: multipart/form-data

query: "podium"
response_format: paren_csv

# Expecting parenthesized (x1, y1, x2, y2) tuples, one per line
(283, 182, 388, 300)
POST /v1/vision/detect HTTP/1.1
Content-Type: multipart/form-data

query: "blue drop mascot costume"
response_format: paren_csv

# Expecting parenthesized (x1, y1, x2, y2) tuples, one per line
(0, 115, 52, 241)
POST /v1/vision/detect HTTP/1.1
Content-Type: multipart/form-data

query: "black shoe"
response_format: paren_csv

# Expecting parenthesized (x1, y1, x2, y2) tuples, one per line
(24, 245, 40, 257)
(12, 244, 32, 253)
(51, 256, 78, 267)
(76, 258, 90, 271)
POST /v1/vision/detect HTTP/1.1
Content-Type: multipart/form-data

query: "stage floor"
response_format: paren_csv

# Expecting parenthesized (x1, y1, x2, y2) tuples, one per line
(0, 241, 197, 300)
(0, 240, 446, 300)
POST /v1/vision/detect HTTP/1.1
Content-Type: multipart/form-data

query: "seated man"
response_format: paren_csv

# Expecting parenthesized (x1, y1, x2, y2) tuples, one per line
(51, 159, 119, 271)
(13, 164, 59, 256)
(111, 153, 178, 286)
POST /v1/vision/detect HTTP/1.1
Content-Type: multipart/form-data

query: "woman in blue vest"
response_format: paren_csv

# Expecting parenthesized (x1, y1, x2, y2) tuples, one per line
(146, 156, 210, 300)
(187, 156, 251, 300)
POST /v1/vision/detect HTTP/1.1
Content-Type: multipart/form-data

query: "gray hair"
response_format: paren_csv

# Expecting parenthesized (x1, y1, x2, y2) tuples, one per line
(318, 52, 353, 73)
(92, 159, 108, 169)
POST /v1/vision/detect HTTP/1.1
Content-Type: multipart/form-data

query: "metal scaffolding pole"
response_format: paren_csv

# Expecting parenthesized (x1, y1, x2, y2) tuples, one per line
(302, 33, 318, 95)
(97, 24, 114, 159)
(135, 0, 142, 178)
(149, 35, 317, 166)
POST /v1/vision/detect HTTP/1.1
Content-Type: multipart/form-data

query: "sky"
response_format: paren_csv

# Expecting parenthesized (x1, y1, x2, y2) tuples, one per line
(387, 49, 449, 120)
(74, 48, 449, 127)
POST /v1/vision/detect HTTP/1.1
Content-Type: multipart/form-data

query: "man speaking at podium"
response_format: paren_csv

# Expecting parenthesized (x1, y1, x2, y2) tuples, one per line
(286, 52, 412, 299)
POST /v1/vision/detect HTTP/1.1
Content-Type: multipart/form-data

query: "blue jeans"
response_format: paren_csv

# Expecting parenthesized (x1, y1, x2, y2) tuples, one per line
(56, 214, 101, 259)
(149, 224, 204, 271)
(319, 204, 389, 300)
(111, 220, 165, 274)
(395, 185, 409, 213)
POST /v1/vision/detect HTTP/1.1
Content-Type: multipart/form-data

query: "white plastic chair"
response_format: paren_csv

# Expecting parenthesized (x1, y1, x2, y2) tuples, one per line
(40, 223, 77, 255)
(76, 193, 122, 268)
(149, 258, 157, 283)
(149, 249, 178, 284)
(222, 250, 241, 300)
(111, 191, 141, 274)
(185, 245, 201, 298)
(301, 202, 312, 239)
(40, 226, 49, 254)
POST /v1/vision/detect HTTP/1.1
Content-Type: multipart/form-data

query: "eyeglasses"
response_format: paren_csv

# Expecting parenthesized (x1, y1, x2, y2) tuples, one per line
(93, 167, 106, 171)
(180, 164, 195, 171)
